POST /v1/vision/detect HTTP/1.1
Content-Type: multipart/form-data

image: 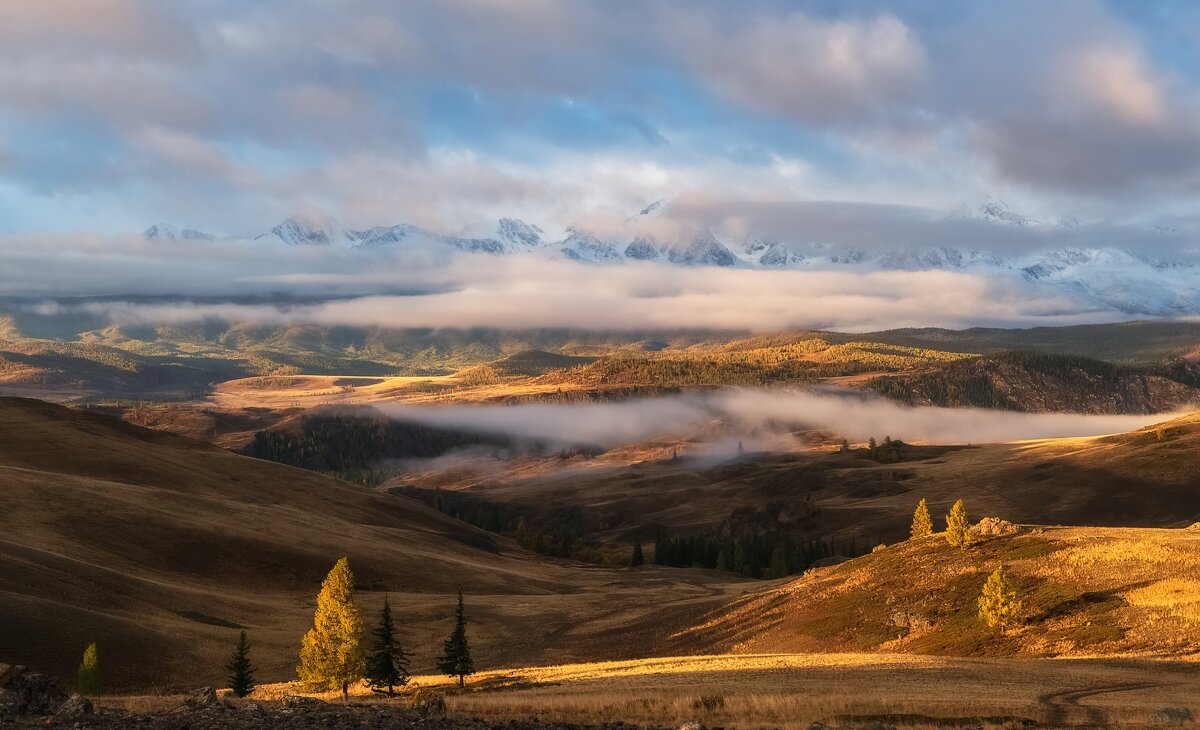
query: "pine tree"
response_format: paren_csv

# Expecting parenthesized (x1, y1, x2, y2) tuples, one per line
(364, 596, 410, 695)
(978, 565, 1023, 629)
(298, 557, 365, 702)
(227, 631, 256, 698)
(910, 498, 933, 539)
(945, 499, 970, 549)
(733, 538, 752, 576)
(716, 538, 733, 572)
(765, 545, 789, 579)
(77, 642, 102, 696)
(630, 543, 645, 567)
(437, 589, 475, 687)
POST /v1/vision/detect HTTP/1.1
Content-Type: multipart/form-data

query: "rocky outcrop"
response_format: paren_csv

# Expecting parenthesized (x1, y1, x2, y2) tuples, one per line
(0, 663, 69, 719)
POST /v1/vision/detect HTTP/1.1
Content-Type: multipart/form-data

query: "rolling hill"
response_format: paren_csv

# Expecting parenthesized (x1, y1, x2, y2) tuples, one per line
(0, 398, 740, 690)
(866, 351, 1200, 413)
(673, 523, 1200, 658)
(393, 411, 1200, 578)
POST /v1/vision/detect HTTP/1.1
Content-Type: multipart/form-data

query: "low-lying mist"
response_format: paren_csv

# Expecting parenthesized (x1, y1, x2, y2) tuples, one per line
(379, 388, 1184, 450)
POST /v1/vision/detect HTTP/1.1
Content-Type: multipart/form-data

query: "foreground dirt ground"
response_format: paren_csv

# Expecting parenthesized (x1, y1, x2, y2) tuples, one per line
(91, 653, 1200, 729)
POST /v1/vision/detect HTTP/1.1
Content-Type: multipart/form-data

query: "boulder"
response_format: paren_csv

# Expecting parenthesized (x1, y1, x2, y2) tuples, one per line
(1152, 707, 1195, 725)
(184, 686, 220, 707)
(1, 667, 67, 716)
(282, 693, 326, 708)
(971, 517, 1020, 539)
(678, 722, 706, 730)
(0, 663, 17, 687)
(411, 687, 446, 715)
(0, 688, 18, 722)
(52, 693, 93, 719)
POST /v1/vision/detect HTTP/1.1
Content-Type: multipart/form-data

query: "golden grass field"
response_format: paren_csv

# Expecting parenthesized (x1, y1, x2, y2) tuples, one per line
(98, 653, 1200, 729)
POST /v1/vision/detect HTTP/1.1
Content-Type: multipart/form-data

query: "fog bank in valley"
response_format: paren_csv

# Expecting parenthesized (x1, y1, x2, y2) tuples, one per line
(379, 388, 1181, 450)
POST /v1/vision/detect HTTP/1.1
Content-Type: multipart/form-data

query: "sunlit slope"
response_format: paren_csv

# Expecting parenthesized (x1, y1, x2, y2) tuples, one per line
(674, 524, 1200, 658)
(0, 398, 738, 689)
(414, 412, 1200, 557)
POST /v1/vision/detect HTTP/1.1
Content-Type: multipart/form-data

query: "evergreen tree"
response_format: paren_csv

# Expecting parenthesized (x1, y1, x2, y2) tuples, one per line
(945, 499, 970, 549)
(840, 438, 850, 453)
(437, 589, 475, 687)
(733, 538, 752, 576)
(298, 557, 365, 702)
(226, 631, 256, 698)
(364, 596, 410, 695)
(978, 565, 1023, 629)
(765, 545, 789, 579)
(630, 543, 645, 567)
(716, 537, 733, 572)
(77, 642, 102, 696)
(910, 498, 933, 539)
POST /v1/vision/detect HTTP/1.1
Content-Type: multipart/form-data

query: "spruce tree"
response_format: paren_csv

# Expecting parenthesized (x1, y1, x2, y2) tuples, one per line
(910, 498, 933, 539)
(716, 539, 733, 572)
(364, 596, 410, 695)
(945, 499, 970, 549)
(733, 538, 751, 576)
(298, 557, 365, 702)
(437, 589, 475, 687)
(978, 565, 1023, 629)
(630, 543, 645, 567)
(766, 545, 789, 579)
(227, 631, 256, 698)
(77, 642, 102, 696)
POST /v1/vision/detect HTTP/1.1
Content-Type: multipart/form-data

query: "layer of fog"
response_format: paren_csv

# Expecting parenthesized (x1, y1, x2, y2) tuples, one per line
(13, 246, 1131, 333)
(380, 388, 1184, 449)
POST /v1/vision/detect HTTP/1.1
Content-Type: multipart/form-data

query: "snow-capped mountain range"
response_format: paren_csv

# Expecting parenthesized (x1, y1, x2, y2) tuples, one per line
(144, 201, 1200, 317)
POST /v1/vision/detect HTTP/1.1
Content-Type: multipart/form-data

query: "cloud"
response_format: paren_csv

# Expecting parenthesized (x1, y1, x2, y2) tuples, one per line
(3, 0, 1200, 235)
(672, 11, 926, 124)
(14, 245, 1125, 332)
(377, 388, 1184, 448)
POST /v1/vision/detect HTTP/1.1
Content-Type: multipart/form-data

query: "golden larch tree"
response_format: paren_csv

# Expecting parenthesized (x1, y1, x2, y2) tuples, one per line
(978, 565, 1023, 629)
(945, 498, 970, 549)
(298, 557, 365, 702)
(910, 498, 933, 539)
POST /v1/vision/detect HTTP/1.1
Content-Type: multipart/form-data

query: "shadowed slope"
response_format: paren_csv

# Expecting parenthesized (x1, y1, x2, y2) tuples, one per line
(0, 398, 739, 689)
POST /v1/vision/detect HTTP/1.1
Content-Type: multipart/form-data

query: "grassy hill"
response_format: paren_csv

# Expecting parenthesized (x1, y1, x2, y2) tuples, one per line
(0, 398, 740, 690)
(395, 412, 1200, 581)
(672, 524, 1200, 658)
(7, 312, 1200, 407)
(866, 351, 1200, 413)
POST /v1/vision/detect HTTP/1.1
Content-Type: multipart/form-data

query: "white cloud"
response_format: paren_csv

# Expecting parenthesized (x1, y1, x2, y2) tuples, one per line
(379, 388, 1184, 448)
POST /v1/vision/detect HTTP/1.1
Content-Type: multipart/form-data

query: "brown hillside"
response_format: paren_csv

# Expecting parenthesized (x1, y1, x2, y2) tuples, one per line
(672, 525, 1200, 658)
(0, 398, 740, 690)
(866, 351, 1200, 413)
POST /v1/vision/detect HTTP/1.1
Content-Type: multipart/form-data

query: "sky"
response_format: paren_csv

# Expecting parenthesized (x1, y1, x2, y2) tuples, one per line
(1, 1, 1200, 332)
(2, 0, 1200, 238)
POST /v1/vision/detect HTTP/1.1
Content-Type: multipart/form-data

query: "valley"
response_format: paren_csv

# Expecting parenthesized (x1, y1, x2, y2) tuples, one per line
(4, 319, 1200, 727)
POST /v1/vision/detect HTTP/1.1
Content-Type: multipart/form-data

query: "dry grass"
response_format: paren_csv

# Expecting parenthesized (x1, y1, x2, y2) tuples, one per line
(96, 653, 1200, 729)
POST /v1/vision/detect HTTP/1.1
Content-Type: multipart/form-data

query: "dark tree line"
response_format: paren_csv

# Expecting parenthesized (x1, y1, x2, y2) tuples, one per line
(653, 530, 871, 579)
(407, 487, 596, 561)
(247, 415, 509, 485)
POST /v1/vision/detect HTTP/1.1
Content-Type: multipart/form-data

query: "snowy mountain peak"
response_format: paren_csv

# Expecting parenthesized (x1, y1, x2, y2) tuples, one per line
(977, 199, 1036, 227)
(143, 224, 214, 242)
(667, 228, 739, 267)
(257, 215, 343, 246)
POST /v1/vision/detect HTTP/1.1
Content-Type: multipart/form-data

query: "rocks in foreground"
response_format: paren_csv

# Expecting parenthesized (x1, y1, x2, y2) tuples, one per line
(35, 702, 651, 729)
(0, 663, 69, 720)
